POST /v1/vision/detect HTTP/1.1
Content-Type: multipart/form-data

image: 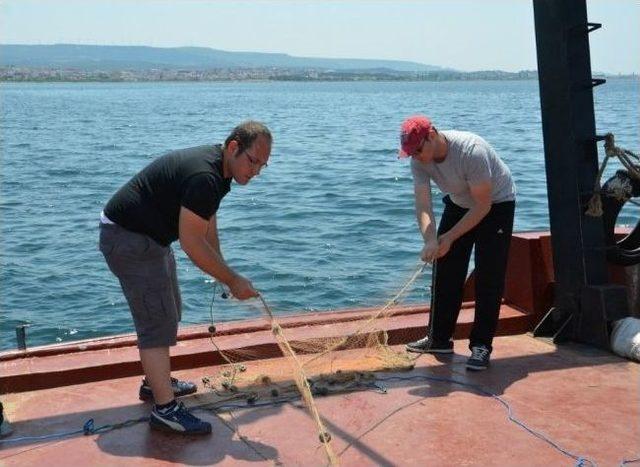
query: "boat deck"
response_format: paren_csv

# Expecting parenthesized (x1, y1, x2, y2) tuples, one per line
(2, 230, 637, 465)
(2, 333, 637, 466)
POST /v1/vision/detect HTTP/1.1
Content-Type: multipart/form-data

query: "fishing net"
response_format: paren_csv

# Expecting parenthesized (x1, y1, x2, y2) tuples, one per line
(199, 262, 427, 465)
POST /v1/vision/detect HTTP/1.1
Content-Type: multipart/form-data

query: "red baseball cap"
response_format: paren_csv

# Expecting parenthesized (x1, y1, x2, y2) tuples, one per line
(398, 115, 433, 158)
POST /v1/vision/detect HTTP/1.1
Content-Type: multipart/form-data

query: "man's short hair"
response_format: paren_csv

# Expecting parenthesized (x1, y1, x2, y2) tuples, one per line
(224, 121, 272, 153)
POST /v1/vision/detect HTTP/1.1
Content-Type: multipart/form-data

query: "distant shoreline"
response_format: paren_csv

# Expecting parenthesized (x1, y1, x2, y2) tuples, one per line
(3, 44, 637, 83)
(1, 67, 637, 83)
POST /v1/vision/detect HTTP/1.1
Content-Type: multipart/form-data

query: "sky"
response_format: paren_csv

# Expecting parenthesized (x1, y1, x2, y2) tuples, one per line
(1, 0, 638, 74)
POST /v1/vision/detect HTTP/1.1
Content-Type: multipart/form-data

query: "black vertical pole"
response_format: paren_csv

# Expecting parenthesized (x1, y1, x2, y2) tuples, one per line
(533, 0, 628, 347)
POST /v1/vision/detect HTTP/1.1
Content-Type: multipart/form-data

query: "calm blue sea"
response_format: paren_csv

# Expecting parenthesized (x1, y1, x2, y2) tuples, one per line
(1, 79, 638, 351)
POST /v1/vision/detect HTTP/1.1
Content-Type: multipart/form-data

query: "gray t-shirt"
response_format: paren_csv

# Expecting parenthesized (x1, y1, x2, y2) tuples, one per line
(411, 130, 516, 208)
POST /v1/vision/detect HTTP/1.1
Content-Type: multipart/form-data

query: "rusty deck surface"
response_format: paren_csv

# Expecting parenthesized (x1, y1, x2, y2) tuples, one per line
(1, 334, 637, 466)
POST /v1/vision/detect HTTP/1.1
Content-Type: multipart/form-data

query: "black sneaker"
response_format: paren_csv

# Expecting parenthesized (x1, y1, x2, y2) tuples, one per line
(406, 336, 454, 354)
(150, 401, 212, 435)
(466, 345, 491, 371)
(139, 377, 198, 401)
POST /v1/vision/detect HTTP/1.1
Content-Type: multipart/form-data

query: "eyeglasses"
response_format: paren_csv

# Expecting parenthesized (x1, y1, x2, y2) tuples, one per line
(243, 149, 268, 171)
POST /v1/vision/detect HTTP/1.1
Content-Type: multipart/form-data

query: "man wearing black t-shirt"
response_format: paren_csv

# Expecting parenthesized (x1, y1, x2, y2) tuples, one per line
(99, 121, 271, 435)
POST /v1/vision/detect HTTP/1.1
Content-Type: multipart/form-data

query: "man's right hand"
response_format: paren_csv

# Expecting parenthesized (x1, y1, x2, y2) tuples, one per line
(420, 240, 439, 263)
(228, 275, 259, 300)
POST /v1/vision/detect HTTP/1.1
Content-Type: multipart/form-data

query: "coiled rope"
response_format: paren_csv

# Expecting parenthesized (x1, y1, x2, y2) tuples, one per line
(587, 133, 640, 217)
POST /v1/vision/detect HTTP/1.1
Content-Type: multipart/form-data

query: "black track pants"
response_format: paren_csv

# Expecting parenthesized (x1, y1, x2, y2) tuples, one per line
(427, 196, 515, 351)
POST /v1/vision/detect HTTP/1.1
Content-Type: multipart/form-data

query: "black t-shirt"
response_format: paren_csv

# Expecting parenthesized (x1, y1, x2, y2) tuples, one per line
(104, 144, 231, 246)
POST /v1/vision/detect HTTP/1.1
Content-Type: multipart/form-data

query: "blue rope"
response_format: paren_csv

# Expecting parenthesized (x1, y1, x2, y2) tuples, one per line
(83, 419, 96, 434)
(0, 396, 306, 446)
(0, 424, 89, 444)
(620, 459, 640, 466)
(375, 375, 599, 467)
(0, 416, 150, 445)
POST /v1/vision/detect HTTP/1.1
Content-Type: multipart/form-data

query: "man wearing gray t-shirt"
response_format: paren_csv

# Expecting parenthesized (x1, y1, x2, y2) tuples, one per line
(398, 115, 516, 370)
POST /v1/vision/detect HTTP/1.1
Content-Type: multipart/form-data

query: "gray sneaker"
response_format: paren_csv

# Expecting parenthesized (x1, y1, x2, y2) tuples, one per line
(466, 345, 491, 371)
(139, 377, 197, 401)
(406, 336, 454, 354)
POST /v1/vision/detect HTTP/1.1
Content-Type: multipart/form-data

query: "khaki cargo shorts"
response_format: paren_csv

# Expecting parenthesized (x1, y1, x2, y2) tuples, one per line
(99, 223, 182, 349)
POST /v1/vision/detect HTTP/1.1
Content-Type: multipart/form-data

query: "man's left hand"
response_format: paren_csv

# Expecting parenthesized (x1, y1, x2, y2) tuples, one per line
(436, 234, 453, 258)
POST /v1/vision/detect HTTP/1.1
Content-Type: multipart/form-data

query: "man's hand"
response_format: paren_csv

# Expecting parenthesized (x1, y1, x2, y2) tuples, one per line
(228, 275, 259, 300)
(436, 233, 453, 258)
(420, 240, 439, 262)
